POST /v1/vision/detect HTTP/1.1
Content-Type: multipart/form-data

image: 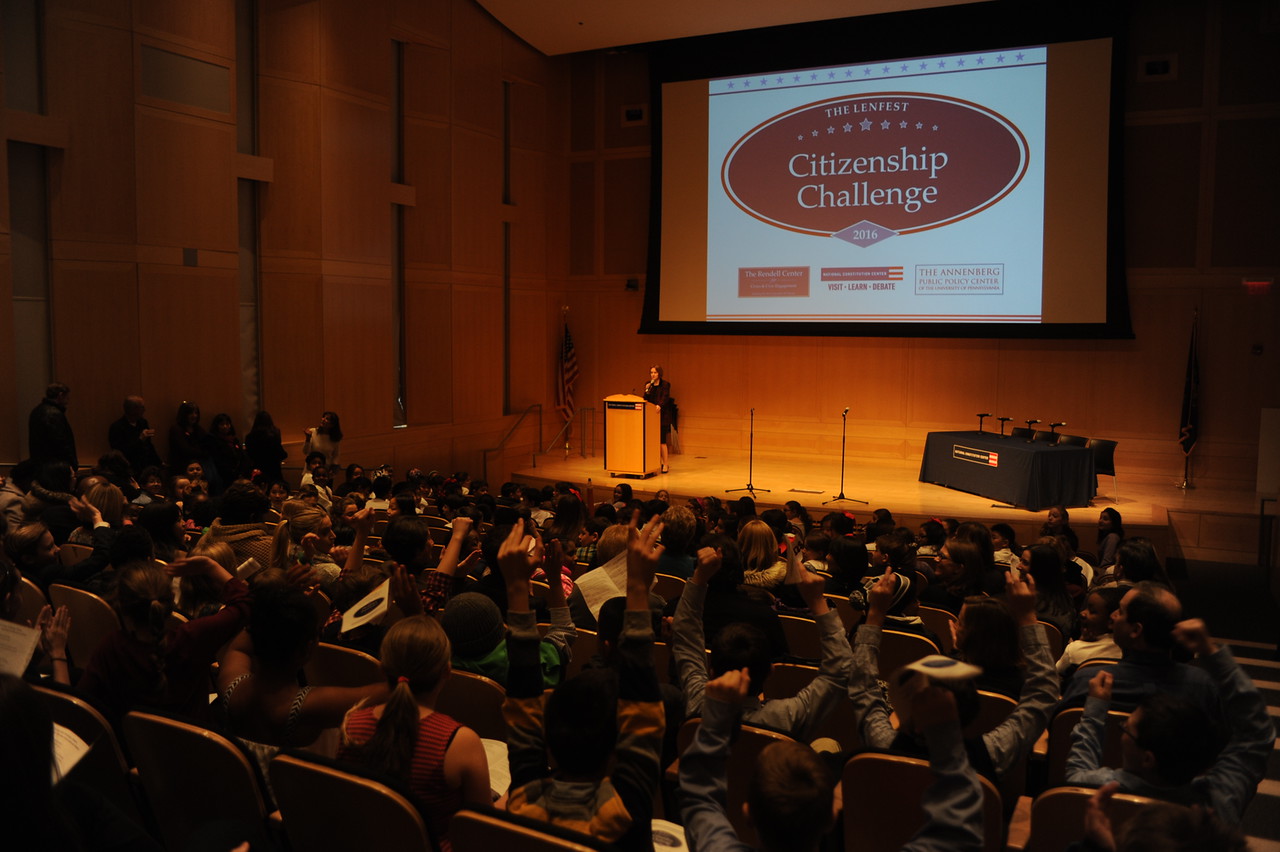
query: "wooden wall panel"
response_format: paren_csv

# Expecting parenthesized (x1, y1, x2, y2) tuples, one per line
(450, 128, 502, 273)
(502, 29, 550, 87)
(1124, 123, 1200, 269)
(601, 157, 648, 275)
(391, 0, 450, 46)
(508, 81, 546, 151)
(258, 271, 324, 439)
(1201, 288, 1280, 441)
(1211, 117, 1280, 266)
(450, 0, 502, 136)
(600, 51, 648, 150)
(451, 284, 503, 421)
(992, 340, 1098, 434)
(258, 77, 323, 256)
(50, 261, 140, 462)
(259, 0, 320, 84)
(1123, 0, 1206, 112)
(45, 17, 136, 244)
(321, 0, 390, 102)
(136, 266, 241, 458)
(508, 290, 546, 412)
(322, 276, 395, 437)
(134, 106, 237, 250)
(403, 43, 451, 122)
(568, 161, 595, 275)
(403, 279, 452, 424)
(135, 0, 235, 57)
(509, 148, 546, 276)
(319, 92, 392, 263)
(906, 339, 997, 429)
(403, 120, 452, 267)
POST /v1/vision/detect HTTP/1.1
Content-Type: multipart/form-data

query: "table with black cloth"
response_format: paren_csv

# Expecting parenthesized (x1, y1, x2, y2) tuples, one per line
(918, 431, 1096, 510)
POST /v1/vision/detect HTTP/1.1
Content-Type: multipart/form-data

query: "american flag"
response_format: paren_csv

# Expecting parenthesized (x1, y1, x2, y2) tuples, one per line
(556, 322, 579, 421)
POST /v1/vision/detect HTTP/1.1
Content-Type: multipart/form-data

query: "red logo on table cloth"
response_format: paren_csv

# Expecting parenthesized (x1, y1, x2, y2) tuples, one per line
(954, 445, 999, 467)
(722, 94, 1029, 245)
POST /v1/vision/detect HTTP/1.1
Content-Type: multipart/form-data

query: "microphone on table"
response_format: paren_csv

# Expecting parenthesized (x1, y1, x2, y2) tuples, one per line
(843, 407, 850, 415)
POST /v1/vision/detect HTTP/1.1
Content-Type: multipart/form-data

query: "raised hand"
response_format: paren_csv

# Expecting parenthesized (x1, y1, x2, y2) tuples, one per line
(705, 666, 752, 705)
(865, 566, 898, 626)
(1088, 670, 1113, 703)
(626, 514, 665, 597)
(692, 545, 722, 586)
(37, 605, 71, 657)
(1004, 568, 1039, 626)
(390, 564, 425, 616)
(1172, 618, 1217, 658)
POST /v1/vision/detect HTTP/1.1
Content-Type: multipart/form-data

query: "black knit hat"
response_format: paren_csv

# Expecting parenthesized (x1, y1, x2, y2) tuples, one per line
(440, 593, 505, 659)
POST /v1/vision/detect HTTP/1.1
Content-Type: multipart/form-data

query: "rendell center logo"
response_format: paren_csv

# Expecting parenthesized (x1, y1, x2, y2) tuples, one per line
(722, 93, 1028, 247)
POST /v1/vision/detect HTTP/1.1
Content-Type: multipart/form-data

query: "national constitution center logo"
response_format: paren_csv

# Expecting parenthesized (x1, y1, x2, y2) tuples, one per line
(721, 93, 1029, 246)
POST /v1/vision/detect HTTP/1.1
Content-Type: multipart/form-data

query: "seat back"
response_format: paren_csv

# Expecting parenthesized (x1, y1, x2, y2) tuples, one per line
(122, 710, 266, 852)
(58, 541, 94, 567)
(1045, 706, 1129, 787)
(32, 683, 145, 826)
(916, 606, 957, 653)
(651, 572, 685, 603)
(13, 576, 49, 631)
(1056, 434, 1088, 448)
(1010, 427, 1034, 441)
(963, 690, 1017, 739)
(451, 805, 610, 852)
(435, 669, 507, 740)
(677, 718, 796, 848)
(1026, 786, 1169, 852)
(762, 662, 819, 700)
(877, 629, 941, 678)
(270, 752, 431, 852)
(1089, 438, 1119, 502)
(1088, 438, 1118, 475)
(1032, 430, 1057, 445)
(1036, 621, 1065, 660)
(303, 642, 384, 688)
(777, 614, 823, 661)
(842, 751, 1004, 852)
(48, 583, 119, 667)
(825, 593, 862, 633)
(564, 627, 598, 681)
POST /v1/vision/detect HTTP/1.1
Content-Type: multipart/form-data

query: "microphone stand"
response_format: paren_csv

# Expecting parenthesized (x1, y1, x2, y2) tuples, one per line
(727, 408, 769, 497)
(824, 406, 868, 506)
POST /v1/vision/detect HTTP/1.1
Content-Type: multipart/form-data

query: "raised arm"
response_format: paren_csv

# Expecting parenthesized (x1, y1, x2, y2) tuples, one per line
(983, 570, 1059, 777)
(679, 667, 753, 852)
(1066, 670, 1115, 784)
(903, 686, 985, 852)
(1176, 619, 1275, 824)
(755, 547, 853, 740)
(673, 545, 718, 717)
(847, 566, 899, 749)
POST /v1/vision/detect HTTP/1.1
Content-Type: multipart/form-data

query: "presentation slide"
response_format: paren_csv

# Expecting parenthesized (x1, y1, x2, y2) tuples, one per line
(647, 22, 1126, 338)
(709, 48, 1045, 322)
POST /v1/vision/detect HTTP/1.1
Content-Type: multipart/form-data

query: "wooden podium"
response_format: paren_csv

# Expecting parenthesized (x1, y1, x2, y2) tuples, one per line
(603, 394, 660, 477)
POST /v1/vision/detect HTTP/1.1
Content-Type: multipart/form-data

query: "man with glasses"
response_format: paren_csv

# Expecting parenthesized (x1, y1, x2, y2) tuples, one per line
(1064, 618, 1273, 824)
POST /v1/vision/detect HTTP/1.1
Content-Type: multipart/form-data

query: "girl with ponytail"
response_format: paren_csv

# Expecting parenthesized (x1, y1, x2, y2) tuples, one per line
(271, 499, 374, 591)
(339, 616, 489, 851)
(78, 554, 251, 724)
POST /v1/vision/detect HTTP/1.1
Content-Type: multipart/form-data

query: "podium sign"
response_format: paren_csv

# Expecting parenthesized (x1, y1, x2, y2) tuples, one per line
(604, 394, 660, 476)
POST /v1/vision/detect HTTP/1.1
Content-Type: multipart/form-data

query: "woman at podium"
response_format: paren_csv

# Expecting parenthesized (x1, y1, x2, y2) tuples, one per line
(643, 365, 672, 473)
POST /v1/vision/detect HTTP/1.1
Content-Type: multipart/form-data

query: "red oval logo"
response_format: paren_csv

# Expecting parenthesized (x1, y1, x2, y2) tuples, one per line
(721, 93, 1029, 238)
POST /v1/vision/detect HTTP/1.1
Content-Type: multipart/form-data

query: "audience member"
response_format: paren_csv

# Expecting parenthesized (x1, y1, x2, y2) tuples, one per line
(1066, 618, 1273, 824)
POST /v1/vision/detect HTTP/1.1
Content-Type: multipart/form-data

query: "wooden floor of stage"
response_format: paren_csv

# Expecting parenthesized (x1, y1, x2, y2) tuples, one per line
(512, 446, 1264, 536)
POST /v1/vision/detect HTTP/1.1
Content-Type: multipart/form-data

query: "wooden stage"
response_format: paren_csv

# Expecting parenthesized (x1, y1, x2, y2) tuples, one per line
(512, 447, 1269, 566)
